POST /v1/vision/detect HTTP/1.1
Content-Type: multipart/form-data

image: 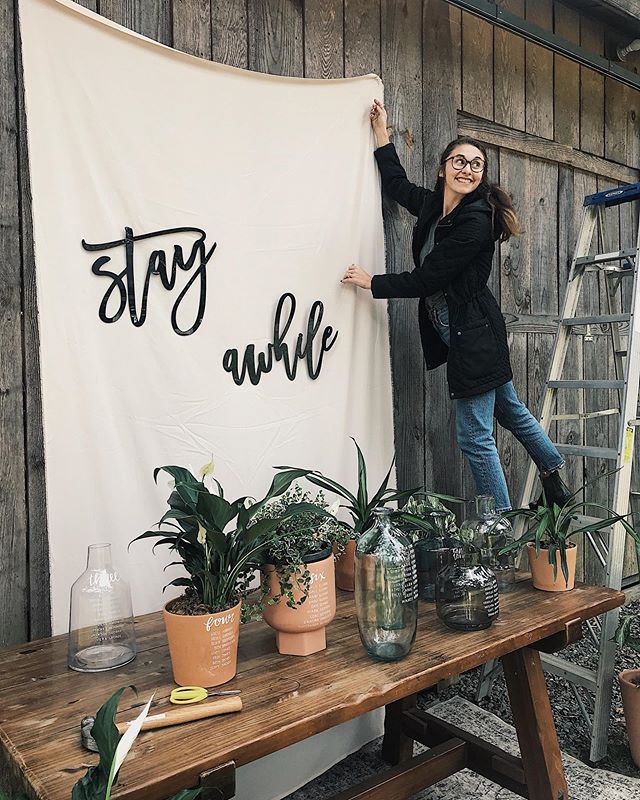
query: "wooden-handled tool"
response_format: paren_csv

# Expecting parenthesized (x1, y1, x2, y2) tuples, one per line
(116, 695, 242, 734)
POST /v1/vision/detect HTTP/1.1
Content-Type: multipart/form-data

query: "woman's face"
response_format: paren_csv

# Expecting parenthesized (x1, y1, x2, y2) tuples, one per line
(439, 145, 485, 197)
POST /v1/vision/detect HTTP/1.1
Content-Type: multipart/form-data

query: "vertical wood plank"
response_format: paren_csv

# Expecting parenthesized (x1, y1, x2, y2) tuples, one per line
(211, 1, 248, 67)
(173, 0, 212, 59)
(248, 0, 303, 76)
(98, 0, 172, 43)
(304, 0, 343, 79)
(553, 2, 580, 148)
(497, 150, 529, 506)
(1, 0, 29, 646)
(344, 0, 380, 78)
(424, 0, 461, 498)
(524, 0, 553, 139)
(528, 159, 558, 316)
(461, 11, 493, 121)
(580, 18, 604, 157)
(381, 0, 424, 491)
(494, 0, 524, 131)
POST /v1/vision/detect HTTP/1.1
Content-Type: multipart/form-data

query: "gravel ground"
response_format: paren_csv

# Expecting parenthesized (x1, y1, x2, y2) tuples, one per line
(419, 598, 640, 777)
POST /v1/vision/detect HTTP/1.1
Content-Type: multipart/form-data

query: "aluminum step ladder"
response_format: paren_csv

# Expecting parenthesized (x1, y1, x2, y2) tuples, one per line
(477, 181, 640, 763)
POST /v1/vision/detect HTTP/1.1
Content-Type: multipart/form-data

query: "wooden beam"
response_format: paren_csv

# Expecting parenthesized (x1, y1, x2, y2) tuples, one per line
(402, 708, 529, 797)
(458, 112, 639, 184)
(502, 648, 569, 800)
(381, 695, 416, 765)
(330, 738, 467, 800)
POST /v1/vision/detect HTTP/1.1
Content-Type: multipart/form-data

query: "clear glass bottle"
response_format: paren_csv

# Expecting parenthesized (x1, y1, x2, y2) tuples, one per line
(354, 508, 418, 661)
(459, 495, 515, 592)
(436, 548, 500, 631)
(68, 543, 137, 672)
(414, 512, 464, 601)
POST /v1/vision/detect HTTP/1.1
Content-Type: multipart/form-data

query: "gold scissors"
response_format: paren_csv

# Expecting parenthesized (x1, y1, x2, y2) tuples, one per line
(170, 686, 242, 705)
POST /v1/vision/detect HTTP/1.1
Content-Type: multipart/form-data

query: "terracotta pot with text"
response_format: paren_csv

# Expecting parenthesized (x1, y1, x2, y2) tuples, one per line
(619, 669, 640, 767)
(526, 541, 577, 592)
(262, 547, 336, 656)
(163, 598, 241, 686)
(334, 538, 356, 591)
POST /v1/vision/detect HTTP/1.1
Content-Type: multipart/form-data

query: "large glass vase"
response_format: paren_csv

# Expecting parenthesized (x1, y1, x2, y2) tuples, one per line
(354, 508, 418, 662)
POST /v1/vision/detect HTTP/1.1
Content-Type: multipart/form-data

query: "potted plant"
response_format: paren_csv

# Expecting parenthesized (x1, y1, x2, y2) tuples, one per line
(497, 474, 639, 592)
(278, 439, 420, 591)
(615, 615, 640, 768)
(132, 464, 320, 686)
(256, 485, 349, 655)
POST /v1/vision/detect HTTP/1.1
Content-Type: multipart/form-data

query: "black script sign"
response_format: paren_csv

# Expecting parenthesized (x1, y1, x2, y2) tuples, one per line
(82, 226, 216, 336)
(223, 292, 338, 386)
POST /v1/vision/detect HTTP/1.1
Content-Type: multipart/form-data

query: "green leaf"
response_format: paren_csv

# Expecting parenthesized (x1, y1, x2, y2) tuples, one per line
(154, 465, 199, 486)
(352, 438, 368, 516)
(196, 491, 235, 533)
(615, 615, 634, 647)
(72, 686, 136, 800)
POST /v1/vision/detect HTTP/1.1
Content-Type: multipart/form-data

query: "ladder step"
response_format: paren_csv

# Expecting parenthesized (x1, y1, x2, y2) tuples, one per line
(540, 653, 597, 691)
(548, 380, 625, 390)
(561, 314, 631, 326)
(575, 249, 636, 267)
(552, 408, 619, 421)
(555, 444, 618, 460)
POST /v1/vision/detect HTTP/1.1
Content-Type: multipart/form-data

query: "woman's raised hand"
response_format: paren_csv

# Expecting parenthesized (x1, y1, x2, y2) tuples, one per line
(370, 99, 390, 148)
(341, 264, 372, 291)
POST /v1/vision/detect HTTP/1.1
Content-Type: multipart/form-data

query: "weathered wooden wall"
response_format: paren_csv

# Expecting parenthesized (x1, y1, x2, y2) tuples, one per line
(2, 0, 639, 644)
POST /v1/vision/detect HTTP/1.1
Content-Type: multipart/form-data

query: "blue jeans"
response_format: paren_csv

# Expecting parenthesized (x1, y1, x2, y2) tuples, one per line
(429, 302, 564, 511)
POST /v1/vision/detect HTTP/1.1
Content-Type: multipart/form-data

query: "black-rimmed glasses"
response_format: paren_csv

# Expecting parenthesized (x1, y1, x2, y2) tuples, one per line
(444, 154, 485, 173)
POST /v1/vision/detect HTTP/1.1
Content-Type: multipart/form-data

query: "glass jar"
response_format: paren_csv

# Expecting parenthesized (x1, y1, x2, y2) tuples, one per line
(68, 543, 137, 672)
(413, 512, 464, 601)
(459, 495, 515, 593)
(436, 549, 499, 631)
(354, 508, 418, 661)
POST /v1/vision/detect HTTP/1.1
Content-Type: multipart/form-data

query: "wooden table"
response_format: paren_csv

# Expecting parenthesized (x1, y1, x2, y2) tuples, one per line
(0, 580, 623, 800)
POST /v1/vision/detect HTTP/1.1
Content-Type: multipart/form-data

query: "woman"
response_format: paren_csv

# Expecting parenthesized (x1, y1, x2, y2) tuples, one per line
(342, 98, 570, 512)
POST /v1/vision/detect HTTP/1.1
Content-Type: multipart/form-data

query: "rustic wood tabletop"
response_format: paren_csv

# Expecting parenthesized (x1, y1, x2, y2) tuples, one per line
(0, 580, 624, 800)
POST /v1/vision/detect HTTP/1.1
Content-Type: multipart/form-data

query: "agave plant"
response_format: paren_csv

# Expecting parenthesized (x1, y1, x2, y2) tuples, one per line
(131, 465, 330, 620)
(277, 438, 427, 537)
(616, 615, 640, 655)
(498, 470, 640, 586)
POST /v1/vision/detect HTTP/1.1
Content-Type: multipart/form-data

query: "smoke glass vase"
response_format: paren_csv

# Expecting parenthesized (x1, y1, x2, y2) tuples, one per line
(459, 495, 516, 593)
(413, 512, 464, 601)
(68, 543, 137, 672)
(354, 508, 418, 662)
(436, 549, 500, 631)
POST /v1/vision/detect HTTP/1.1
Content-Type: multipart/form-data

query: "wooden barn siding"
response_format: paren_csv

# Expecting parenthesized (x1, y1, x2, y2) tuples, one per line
(3, 0, 639, 645)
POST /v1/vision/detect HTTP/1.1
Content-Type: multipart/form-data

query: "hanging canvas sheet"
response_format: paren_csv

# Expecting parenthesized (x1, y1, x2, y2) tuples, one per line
(19, 0, 392, 795)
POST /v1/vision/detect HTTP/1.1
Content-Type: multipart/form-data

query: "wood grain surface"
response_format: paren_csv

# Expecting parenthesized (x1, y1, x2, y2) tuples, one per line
(0, 581, 623, 800)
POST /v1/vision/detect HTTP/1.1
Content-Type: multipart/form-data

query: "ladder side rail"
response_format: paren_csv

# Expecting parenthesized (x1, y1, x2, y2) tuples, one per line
(518, 208, 598, 511)
(590, 230, 640, 762)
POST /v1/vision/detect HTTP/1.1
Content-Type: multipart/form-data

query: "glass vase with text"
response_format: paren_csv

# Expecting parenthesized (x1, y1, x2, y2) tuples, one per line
(460, 495, 515, 592)
(68, 543, 137, 672)
(354, 508, 418, 662)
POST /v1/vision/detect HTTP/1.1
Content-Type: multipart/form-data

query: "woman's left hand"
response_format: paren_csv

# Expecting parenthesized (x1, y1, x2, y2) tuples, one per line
(341, 264, 372, 290)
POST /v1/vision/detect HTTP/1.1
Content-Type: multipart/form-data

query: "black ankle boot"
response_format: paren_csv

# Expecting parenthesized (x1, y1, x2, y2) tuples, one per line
(540, 470, 573, 509)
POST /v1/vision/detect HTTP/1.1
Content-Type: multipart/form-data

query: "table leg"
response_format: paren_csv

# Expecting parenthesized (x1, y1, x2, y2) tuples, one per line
(381, 694, 416, 764)
(502, 648, 569, 800)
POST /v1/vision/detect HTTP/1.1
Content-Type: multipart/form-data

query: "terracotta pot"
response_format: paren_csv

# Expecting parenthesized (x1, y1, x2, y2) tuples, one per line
(163, 598, 241, 686)
(619, 669, 640, 767)
(262, 549, 336, 656)
(526, 542, 577, 592)
(334, 538, 356, 591)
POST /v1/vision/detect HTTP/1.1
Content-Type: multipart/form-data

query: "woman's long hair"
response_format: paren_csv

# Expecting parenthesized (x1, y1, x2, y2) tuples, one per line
(435, 136, 522, 242)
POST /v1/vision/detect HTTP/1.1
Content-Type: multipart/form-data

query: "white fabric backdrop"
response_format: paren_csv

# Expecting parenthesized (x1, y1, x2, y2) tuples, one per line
(19, 0, 393, 795)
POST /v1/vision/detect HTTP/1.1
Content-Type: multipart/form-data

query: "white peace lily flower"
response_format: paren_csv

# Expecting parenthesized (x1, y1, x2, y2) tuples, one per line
(198, 458, 215, 480)
(197, 524, 207, 545)
(327, 500, 341, 518)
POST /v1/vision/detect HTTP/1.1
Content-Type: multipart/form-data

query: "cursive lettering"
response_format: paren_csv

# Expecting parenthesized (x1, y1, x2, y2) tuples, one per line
(222, 293, 338, 386)
(82, 226, 216, 336)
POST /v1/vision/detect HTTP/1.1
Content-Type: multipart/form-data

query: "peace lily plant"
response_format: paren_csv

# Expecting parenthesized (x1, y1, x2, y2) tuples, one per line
(133, 462, 332, 684)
